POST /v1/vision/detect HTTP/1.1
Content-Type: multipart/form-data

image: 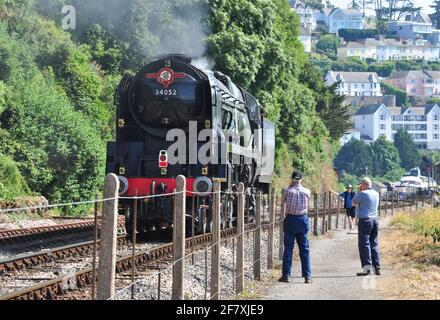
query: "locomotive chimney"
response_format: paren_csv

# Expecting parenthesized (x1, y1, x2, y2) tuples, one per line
(155, 54, 192, 64)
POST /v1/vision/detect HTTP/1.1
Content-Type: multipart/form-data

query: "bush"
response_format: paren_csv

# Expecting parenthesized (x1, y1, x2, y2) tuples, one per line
(339, 29, 378, 42)
(382, 82, 409, 106)
(0, 154, 29, 200)
(0, 25, 105, 214)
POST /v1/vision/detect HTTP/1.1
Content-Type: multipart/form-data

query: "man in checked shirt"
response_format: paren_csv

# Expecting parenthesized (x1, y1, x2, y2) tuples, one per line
(278, 171, 312, 284)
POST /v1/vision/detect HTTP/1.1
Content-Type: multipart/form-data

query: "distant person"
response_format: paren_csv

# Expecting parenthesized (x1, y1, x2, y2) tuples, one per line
(352, 177, 381, 276)
(339, 185, 356, 231)
(279, 171, 312, 284)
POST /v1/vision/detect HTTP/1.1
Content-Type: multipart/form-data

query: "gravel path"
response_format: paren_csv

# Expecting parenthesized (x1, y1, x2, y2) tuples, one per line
(264, 216, 393, 300)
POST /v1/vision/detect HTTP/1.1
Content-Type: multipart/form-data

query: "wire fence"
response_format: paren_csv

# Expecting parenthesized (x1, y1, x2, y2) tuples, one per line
(1, 175, 434, 301)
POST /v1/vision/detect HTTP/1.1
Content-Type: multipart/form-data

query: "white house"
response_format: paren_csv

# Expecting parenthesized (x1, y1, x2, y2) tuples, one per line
(325, 71, 382, 97)
(354, 103, 440, 150)
(387, 13, 433, 41)
(337, 38, 440, 62)
(327, 8, 363, 35)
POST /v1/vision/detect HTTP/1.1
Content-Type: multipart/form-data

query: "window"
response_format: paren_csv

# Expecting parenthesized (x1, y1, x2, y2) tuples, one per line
(434, 124, 439, 131)
(380, 114, 385, 121)
(435, 115, 439, 121)
(380, 124, 386, 130)
(434, 134, 439, 140)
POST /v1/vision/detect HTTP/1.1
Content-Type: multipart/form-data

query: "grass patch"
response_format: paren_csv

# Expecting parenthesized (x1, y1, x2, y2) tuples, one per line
(392, 209, 440, 244)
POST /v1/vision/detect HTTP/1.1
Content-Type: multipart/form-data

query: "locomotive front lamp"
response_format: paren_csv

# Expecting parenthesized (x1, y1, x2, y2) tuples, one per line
(202, 166, 208, 175)
(118, 119, 125, 128)
(205, 120, 211, 128)
(118, 166, 125, 175)
(117, 176, 129, 195)
(193, 177, 213, 197)
(161, 168, 167, 175)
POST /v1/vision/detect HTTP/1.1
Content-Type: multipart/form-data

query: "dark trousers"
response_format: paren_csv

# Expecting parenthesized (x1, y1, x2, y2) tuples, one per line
(358, 218, 380, 269)
(282, 215, 311, 278)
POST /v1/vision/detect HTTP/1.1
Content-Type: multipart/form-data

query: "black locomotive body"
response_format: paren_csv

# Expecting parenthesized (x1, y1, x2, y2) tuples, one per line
(106, 55, 275, 235)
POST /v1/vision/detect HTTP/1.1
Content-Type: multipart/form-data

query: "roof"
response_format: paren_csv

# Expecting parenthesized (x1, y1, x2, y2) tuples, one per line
(364, 104, 440, 116)
(387, 70, 440, 81)
(355, 104, 384, 115)
(342, 37, 439, 49)
(329, 8, 362, 17)
(416, 13, 432, 24)
(387, 70, 431, 80)
(424, 71, 440, 79)
(328, 71, 380, 83)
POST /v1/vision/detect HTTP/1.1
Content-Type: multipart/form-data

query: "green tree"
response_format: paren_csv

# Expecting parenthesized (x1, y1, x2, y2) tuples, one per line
(371, 135, 401, 176)
(299, 63, 351, 140)
(431, 0, 440, 29)
(315, 34, 341, 58)
(393, 129, 420, 170)
(334, 138, 373, 177)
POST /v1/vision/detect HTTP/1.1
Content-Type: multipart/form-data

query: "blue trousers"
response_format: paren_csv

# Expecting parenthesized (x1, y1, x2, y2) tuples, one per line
(282, 215, 311, 278)
(358, 218, 380, 269)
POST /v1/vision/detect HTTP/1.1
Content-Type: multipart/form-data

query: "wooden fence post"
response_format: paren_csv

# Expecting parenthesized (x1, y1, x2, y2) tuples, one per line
(172, 175, 186, 300)
(327, 191, 332, 230)
(254, 192, 262, 281)
(321, 192, 327, 235)
(97, 174, 119, 300)
(267, 188, 275, 270)
(378, 192, 382, 217)
(391, 192, 395, 215)
(279, 190, 285, 260)
(336, 195, 341, 229)
(313, 193, 319, 236)
(211, 180, 221, 300)
(236, 183, 245, 295)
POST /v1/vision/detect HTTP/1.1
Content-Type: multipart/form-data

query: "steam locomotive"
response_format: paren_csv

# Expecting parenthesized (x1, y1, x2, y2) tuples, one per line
(106, 54, 275, 236)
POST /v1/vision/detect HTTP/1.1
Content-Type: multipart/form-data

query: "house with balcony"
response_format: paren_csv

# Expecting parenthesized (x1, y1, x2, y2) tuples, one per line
(387, 13, 433, 41)
(327, 8, 363, 35)
(354, 103, 440, 150)
(337, 38, 440, 61)
(384, 70, 440, 96)
(325, 71, 382, 97)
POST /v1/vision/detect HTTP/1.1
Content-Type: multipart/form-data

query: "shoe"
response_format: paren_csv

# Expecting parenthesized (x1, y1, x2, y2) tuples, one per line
(356, 269, 372, 276)
(278, 276, 289, 283)
(374, 268, 381, 276)
(305, 277, 313, 284)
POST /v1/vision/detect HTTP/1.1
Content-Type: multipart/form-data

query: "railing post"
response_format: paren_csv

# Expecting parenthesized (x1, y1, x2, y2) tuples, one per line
(391, 191, 395, 215)
(172, 175, 186, 300)
(279, 190, 285, 260)
(236, 183, 245, 295)
(336, 195, 341, 229)
(327, 191, 332, 230)
(267, 188, 275, 270)
(321, 192, 327, 235)
(97, 174, 119, 300)
(211, 180, 221, 300)
(313, 193, 319, 236)
(254, 192, 262, 281)
(379, 192, 382, 216)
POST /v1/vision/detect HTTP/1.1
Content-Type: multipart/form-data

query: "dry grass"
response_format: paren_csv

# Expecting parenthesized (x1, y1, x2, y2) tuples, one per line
(378, 210, 440, 299)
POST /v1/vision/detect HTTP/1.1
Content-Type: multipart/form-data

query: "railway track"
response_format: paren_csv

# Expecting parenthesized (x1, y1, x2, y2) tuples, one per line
(0, 199, 426, 300)
(0, 224, 258, 300)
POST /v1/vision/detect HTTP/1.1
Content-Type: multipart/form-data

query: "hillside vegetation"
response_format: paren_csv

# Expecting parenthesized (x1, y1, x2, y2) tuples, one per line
(0, 0, 350, 213)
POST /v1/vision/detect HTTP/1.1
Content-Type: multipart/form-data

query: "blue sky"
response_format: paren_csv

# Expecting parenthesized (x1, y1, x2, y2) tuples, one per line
(330, 0, 435, 14)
